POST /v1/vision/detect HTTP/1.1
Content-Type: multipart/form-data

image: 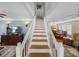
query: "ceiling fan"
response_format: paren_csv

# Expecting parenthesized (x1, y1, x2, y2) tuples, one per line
(0, 13, 7, 18)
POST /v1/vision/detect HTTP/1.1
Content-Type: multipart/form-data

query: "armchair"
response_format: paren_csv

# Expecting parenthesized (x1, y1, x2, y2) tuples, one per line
(73, 33, 79, 50)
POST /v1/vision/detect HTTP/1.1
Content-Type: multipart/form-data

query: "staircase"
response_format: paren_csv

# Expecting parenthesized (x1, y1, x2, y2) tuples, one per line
(28, 18, 51, 57)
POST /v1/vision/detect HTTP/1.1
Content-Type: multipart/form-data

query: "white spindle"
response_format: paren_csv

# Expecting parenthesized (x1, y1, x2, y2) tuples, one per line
(16, 42, 22, 57)
(57, 42, 64, 57)
(0, 35, 1, 43)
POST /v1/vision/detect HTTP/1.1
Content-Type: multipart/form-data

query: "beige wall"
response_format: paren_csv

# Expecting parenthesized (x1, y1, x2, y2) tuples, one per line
(72, 21, 77, 34)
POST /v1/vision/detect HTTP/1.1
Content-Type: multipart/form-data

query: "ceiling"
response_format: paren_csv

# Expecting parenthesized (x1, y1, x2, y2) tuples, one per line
(45, 2, 79, 22)
(0, 2, 34, 21)
(0, 2, 78, 22)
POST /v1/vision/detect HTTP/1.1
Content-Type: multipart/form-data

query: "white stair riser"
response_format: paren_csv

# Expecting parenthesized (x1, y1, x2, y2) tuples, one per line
(28, 49, 50, 53)
(33, 33, 46, 35)
(35, 28, 45, 29)
(32, 37, 47, 39)
(31, 42, 48, 45)
(34, 30, 45, 32)
(35, 27, 44, 28)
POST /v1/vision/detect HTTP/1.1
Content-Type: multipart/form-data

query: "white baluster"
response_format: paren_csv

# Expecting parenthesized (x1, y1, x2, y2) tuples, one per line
(0, 35, 1, 43)
(57, 42, 64, 57)
(16, 42, 22, 57)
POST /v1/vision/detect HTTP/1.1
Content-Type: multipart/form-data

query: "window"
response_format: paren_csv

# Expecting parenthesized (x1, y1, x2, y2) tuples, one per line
(66, 24, 72, 35)
(58, 24, 66, 31)
(61, 24, 66, 31)
(58, 23, 72, 35)
(59, 24, 62, 30)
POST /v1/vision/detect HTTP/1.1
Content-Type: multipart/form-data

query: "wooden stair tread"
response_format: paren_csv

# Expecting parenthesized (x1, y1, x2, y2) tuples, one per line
(35, 26, 44, 27)
(29, 53, 50, 57)
(32, 40, 48, 42)
(35, 29, 45, 30)
(35, 28, 44, 29)
(34, 31, 45, 33)
(34, 32, 45, 33)
(31, 45, 49, 49)
(33, 35, 46, 37)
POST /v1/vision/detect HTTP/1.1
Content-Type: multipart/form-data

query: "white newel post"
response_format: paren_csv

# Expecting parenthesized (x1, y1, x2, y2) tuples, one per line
(16, 42, 22, 57)
(0, 36, 1, 43)
(57, 42, 64, 57)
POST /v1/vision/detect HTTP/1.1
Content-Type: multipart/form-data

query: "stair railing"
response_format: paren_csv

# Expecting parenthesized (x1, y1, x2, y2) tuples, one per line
(44, 18, 54, 57)
(44, 18, 64, 57)
(16, 17, 36, 57)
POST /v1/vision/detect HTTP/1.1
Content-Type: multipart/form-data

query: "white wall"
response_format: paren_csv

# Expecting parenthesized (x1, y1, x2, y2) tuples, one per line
(0, 22, 6, 35)
(36, 4, 45, 17)
(76, 21, 79, 33)
(0, 21, 28, 35)
(9, 21, 27, 34)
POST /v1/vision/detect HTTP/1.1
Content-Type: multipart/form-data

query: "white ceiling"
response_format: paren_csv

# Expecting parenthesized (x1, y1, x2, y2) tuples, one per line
(45, 2, 79, 22)
(0, 2, 34, 20)
(0, 2, 78, 22)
